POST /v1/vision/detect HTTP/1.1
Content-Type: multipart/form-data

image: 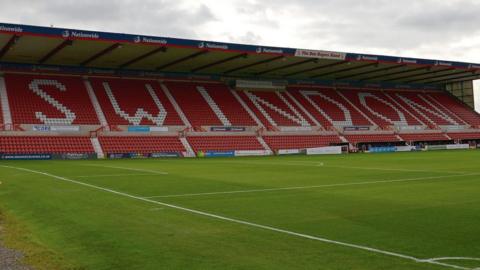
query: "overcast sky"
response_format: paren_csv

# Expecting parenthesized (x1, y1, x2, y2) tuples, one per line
(1, 0, 479, 110)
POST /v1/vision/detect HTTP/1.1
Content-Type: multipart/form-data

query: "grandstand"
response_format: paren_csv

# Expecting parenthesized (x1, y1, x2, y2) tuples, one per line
(0, 22, 480, 158)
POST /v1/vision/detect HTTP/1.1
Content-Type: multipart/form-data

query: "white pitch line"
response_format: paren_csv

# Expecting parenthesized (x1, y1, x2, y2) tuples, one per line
(0, 165, 473, 270)
(74, 173, 157, 178)
(422, 257, 480, 262)
(144, 173, 480, 199)
(207, 160, 469, 174)
(79, 164, 168, 175)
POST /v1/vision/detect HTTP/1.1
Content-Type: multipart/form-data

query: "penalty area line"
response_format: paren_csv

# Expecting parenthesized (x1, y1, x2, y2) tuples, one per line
(0, 165, 473, 270)
(78, 164, 169, 175)
(144, 173, 480, 199)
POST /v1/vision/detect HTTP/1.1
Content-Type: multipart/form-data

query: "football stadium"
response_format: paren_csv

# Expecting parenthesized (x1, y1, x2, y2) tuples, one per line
(0, 18, 480, 270)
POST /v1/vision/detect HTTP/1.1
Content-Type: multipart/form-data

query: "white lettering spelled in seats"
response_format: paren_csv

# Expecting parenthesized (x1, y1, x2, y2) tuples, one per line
(29, 79, 76, 125)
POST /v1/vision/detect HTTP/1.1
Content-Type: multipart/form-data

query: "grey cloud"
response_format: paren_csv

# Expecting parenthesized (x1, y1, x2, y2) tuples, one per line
(0, 0, 217, 39)
(0, 0, 479, 62)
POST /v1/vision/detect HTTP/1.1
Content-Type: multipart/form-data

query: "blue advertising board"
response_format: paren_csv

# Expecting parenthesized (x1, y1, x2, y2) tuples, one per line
(369, 147, 396, 153)
(127, 126, 151, 132)
(0, 154, 52, 160)
(150, 152, 181, 158)
(204, 151, 235, 157)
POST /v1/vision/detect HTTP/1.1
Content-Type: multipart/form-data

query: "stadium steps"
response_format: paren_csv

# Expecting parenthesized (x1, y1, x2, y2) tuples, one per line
(284, 91, 321, 127)
(336, 91, 377, 127)
(291, 89, 354, 128)
(90, 137, 105, 158)
(243, 91, 310, 127)
(355, 91, 408, 127)
(159, 83, 191, 127)
(256, 136, 272, 152)
(197, 86, 231, 126)
(339, 135, 349, 143)
(395, 93, 458, 126)
(84, 79, 109, 128)
(179, 137, 195, 157)
(430, 92, 480, 126)
(230, 89, 264, 127)
(204, 85, 257, 126)
(0, 76, 12, 125)
(425, 94, 469, 126)
(418, 94, 463, 125)
(275, 91, 311, 127)
(384, 92, 427, 126)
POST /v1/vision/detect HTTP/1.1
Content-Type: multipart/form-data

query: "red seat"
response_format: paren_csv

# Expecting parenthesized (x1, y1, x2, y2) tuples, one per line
(0, 136, 94, 154)
(98, 136, 185, 154)
(187, 136, 264, 152)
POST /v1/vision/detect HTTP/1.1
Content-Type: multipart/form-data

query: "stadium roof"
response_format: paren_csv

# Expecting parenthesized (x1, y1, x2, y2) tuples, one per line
(1, 22, 480, 86)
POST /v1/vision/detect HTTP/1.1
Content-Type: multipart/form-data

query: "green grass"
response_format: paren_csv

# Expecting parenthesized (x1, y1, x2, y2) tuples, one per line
(0, 150, 479, 270)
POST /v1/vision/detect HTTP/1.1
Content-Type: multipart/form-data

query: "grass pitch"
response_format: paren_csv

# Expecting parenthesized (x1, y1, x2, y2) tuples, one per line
(0, 150, 479, 270)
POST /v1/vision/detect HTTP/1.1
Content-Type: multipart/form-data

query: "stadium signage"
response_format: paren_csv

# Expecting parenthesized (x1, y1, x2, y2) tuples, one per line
(395, 146, 416, 152)
(0, 25, 23, 33)
(150, 152, 181, 158)
(210, 126, 246, 132)
(278, 149, 301, 155)
(62, 30, 100, 39)
(0, 154, 52, 160)
(54, 153, 97, 160)
(369, 146, 396, 153)
(435, 61, 452, 67)
(306, 146, 342, 155)
(33, 125, 80, 132)
(446, 144, 469, 150)
(397, 58, 417, 64)
(198, 42, 229, 50)
(468, 64, 480, 69)
(204, 151, 235, 157)
(236, 79, 286, 90)
(256, 47, 284, 54)
(343, 126, 370, 131)
(150, 126, 169, 132)
(134, 36, 168, 45)
(127, 126, 150, 132)
(356, 55, 378, 61)
(89, 69, 115, 74)
(280, 126, 313, 132)
(295, 49, 346, 60)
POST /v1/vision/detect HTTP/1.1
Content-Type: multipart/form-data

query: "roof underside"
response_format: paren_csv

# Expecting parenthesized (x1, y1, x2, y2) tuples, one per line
(0, 23, 479, 86)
